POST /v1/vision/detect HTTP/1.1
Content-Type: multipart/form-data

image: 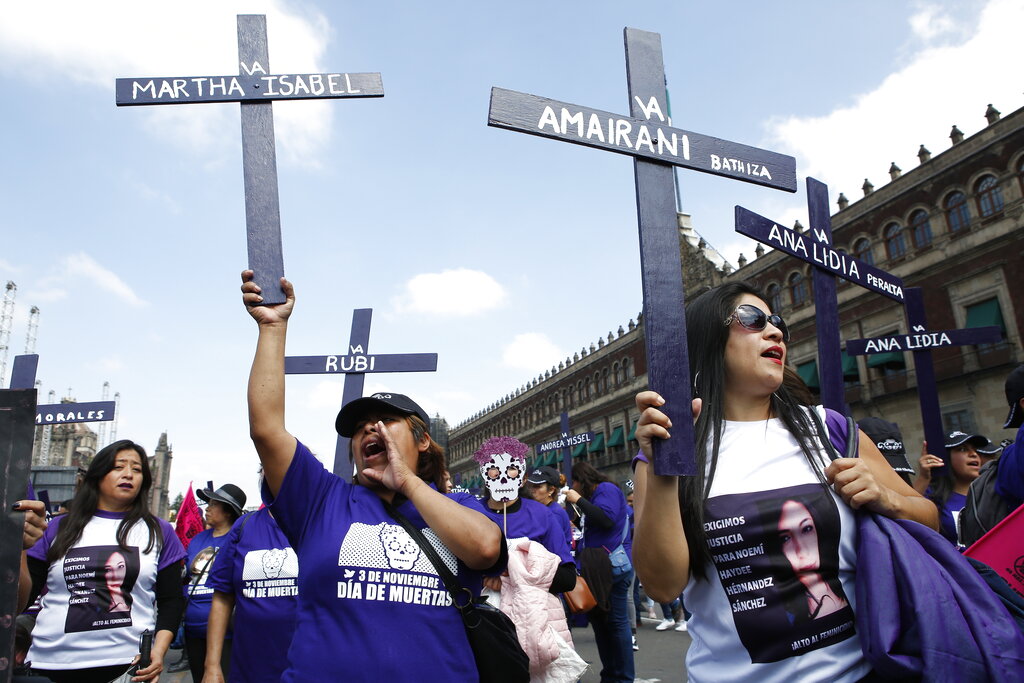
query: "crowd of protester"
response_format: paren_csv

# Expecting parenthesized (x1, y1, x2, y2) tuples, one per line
(11, 279, 1024, 681)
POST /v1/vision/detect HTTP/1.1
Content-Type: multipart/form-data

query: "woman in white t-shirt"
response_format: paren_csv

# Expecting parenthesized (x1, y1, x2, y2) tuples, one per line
(22, 439, 186, 683)
(632, 282, 938, 682)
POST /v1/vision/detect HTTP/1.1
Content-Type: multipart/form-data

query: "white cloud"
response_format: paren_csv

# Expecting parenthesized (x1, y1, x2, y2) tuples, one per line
(501, 333, 564, 372)
(127, 177, 183, 215)
(393, 269, 507, 316)
(0, 1, 334, 167)
(97, 356, 125, 373)
(62, 253, 147, 307)
(909, 3, 958, 42)
(765, 0, 1024, 205)
(307, 379, 343, 411)
(0, 259, 23, 274)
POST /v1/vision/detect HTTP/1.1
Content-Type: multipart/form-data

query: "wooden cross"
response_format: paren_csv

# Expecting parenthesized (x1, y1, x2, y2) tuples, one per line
(489, 28, 797, 475)
(535, 412, 594, 487)
(846, 287, 1003, 472)
(0, 383, 36, 666)
(735, 179, 907, 413)
(284, 309, 438, 476)
(9, 354, 118, 429)
(116, 14, 384, 305)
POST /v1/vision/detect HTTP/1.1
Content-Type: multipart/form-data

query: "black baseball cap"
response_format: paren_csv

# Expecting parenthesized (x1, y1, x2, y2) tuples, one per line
(944, 431, 989, 450)
(858, 417, 906, 457)
(1004, 364, 1024, 429)
(335, 392, 429, 437)
(858, 417, 914, 482)
(526, 466, 560, 488)
(197, 483, 247, 517)
(977, 440, 1003, 456)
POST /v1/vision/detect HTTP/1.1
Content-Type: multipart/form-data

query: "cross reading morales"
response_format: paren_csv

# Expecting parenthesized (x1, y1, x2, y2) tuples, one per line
(9, 354, 117, 426)
(116, 14, 384, 305)
(488, 28, 797, 475)
(283, 309, 438, 476)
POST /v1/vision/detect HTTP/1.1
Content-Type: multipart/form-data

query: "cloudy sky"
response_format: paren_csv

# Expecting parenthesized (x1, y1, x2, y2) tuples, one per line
(2, 0, 1020, 506)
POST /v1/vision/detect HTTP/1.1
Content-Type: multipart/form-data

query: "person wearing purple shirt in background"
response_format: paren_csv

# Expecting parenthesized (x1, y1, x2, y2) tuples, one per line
(914, 431, 987, 547)
(524, 466, 574, 553)
(240, 272, 504, 682)
(567, 460, 634, 683)
(22, 440, 185, 683)
(204, 506, 299, 683)
(183, 483, 246, 683)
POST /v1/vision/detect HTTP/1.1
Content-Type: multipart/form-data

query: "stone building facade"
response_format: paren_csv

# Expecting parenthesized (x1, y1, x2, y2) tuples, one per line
(148, 432, 173, 519)
(448, 102, 1024, 488)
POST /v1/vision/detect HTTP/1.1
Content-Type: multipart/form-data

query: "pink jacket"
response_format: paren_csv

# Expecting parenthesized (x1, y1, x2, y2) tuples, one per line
(500, 539, 574, 677)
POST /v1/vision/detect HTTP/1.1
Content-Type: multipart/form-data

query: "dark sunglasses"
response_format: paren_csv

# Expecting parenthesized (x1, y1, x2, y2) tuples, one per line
(723, 304, 790, 342)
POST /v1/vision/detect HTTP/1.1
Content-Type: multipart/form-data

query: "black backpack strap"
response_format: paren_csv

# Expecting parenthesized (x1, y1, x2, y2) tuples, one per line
(383, 501, 475, 616)
(808, 407, 858, 461)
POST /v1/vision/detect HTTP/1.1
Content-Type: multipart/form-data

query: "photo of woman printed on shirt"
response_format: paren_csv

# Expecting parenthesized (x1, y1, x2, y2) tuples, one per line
(63, 545, 141, 633)
(704, 483, 855, 663)
(772, 497, 848, 622)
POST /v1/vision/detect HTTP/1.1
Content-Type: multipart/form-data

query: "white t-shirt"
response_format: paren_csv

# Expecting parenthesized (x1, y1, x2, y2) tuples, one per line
(28, 510, 183, 670)
(683, 407, 870, 683)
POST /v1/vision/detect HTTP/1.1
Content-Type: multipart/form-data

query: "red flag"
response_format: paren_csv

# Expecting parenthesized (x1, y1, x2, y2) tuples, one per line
(175, 482, 205, 550)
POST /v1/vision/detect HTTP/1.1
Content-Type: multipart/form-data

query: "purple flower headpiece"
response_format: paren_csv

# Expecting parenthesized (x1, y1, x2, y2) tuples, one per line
(472, 436, 529, 465)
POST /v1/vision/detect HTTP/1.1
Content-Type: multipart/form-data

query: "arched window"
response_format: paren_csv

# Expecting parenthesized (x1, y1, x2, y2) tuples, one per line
(976, 175, 1004, 217)
(602, 368, 609, 393)
(789, 272, 808, 307)
(945, 191, 970, 232)
(577, 381, 584, 403)
(853, 238, 874, 266)
(909, 210, 932, 248)
(614, 362, 622, 385)
(568, 385, 576, 408)
(1018, 157, 1024, 193)
(623, 357, 632, 379)
(766, 283, 782, 312)
(884, 222, 906, 260)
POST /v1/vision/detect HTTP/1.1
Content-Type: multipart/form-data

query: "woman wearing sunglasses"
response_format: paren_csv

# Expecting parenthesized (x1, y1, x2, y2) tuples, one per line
(632, 282, 936, 682)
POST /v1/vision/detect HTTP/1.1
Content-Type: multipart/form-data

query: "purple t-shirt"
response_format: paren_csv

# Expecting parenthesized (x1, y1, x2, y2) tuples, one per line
(929, 490, 968, 546)
(206, 508, 297, 683)
(481, 498, 573, 565)
(264, 440, 496, 682)
(26, 511, 184, 669)
(183, 527, 233, 635)
(548, 501, 574, 551)
(582, 481, 629, 552)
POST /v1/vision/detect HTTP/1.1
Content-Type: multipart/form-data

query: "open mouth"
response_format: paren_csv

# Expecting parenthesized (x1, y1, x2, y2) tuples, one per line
(363, 438, 385, 459)
(761, 347, 784, 364)
(118, 483, 134, 490)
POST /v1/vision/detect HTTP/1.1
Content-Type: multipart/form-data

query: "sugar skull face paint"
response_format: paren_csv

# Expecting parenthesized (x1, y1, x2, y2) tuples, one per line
(473, 436, 530, 503)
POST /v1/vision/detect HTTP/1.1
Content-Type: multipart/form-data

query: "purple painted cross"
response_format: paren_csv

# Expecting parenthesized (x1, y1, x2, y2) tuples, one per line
(283, 308, 437, 476)
(9, 354, 117, 429)
(846, 287, 1003, 472)
(489, 28, 797, 475)
(735, 178, 907, 413)
(116, 14, 384, 305)
(535, 412, 594, 488)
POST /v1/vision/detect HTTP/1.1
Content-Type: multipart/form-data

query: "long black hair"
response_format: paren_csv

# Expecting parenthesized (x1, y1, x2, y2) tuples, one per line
(682, 283, 828, 580)
(48, 440, 163, 563)
(572, 460, 613, 498)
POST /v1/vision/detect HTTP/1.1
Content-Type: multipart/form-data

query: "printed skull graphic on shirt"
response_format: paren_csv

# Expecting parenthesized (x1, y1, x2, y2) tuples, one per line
(262, 548, 288, 578)
(480, 451, 523, 502)
(379, 525, 421, 570)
